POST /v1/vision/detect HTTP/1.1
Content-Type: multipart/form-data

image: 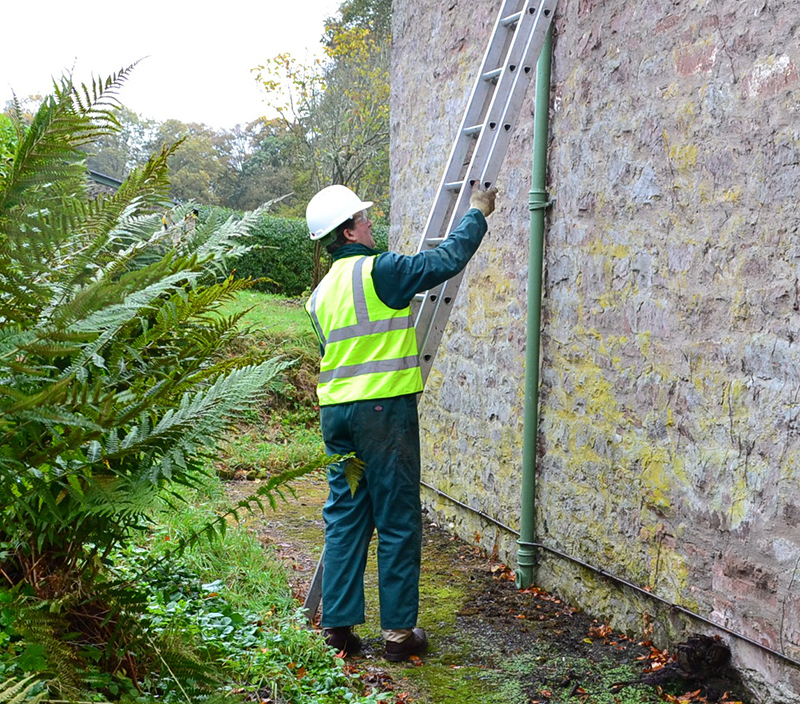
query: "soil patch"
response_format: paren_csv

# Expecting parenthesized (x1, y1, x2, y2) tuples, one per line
(224, 477, 753, 704)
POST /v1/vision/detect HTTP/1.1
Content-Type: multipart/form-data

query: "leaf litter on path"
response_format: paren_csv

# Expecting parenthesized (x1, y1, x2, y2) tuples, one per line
(225, 476, 753, 704)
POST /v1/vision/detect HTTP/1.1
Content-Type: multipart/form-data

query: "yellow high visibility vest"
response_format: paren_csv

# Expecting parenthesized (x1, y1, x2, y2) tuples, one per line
(306, 255, 423, 406)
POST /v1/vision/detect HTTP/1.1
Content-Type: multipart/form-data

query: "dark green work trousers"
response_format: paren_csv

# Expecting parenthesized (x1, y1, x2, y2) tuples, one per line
(319, 393, 422, 630)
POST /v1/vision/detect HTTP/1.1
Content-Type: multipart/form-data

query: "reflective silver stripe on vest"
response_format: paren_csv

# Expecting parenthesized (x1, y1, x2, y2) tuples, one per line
(307, 286, 326, 348)
(320, 257, 413, 344)
(327, 315, 414, 343)
(318, 355, 419, 383)
(352, 257, 369, 324)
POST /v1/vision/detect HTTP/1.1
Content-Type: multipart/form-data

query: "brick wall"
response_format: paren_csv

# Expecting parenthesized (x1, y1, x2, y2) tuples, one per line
(391, 0, 800, 700)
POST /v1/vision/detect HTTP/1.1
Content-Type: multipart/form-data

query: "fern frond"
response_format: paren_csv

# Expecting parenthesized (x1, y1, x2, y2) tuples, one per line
(177, 203, 270, 274)
(118, 361, 290, 479)
(124, 275, 251, 357)
(63, 142, 178, 277)
(13, 604, 82, 701)
(0, 675, 46, 704)
(154, 453, 333, 565)
(60, 270, 203, 376)
(343, 456, 366, 497)
(0, 65, 136, 217)
(2, 374, 73, 415)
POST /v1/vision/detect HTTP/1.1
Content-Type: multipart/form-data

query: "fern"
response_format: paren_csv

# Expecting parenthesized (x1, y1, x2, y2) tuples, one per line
(0, 676, 46, 704)
(0, 67, 294, 697)
(343, 456, 367, 496)
(13, 607, 82, 701)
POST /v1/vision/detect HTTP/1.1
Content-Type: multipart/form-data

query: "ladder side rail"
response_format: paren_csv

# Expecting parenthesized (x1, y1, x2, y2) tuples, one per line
(301, 547, 325, 623)
(417, 269, 469, 381)
(415, 2, 548, 363)
(414, 0, 527, 255)
(414, 172, 475, 364)
(302, 0, 559, 625)
(477, 0, 557, 187)
(415, 176, 481, 380)
(416, 2, 556, 376)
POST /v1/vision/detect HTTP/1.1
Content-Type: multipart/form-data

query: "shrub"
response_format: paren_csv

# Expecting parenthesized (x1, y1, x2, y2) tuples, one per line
(232, 213, 389, 296)
(0, 68, 331, 700)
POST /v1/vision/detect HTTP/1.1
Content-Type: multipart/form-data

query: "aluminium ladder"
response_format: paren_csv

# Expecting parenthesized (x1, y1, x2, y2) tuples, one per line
(413, 0, 557, 380)
(302, 0, 557, 623)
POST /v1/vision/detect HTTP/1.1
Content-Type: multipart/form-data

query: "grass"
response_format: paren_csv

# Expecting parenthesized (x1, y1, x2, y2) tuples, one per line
(150, 477, 296, 615)
(129, 290, 389, 703)
(162, 291, 666, 704)
(226, 289, 317, 344)
(0, 291, 373, 703)
(482, 654, 661, 704)
(216, 290, 325, 480)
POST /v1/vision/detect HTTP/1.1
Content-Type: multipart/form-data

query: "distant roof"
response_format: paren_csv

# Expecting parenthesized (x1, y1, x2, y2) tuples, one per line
(87, 169, 123, 190)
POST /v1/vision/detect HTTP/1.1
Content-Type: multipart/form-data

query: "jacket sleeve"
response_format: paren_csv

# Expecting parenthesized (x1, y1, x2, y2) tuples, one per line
(371, 208, 488, 309)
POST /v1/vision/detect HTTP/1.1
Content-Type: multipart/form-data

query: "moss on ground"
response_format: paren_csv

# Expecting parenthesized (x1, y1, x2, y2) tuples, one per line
(394, 663, 493, 703)
(225, 478, 751, 704)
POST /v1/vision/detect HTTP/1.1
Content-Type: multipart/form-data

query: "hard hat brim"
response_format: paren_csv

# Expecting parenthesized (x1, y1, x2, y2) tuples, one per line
(309, 200, 374, 240)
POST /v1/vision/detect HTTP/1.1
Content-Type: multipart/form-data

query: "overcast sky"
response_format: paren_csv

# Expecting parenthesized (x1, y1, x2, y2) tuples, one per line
(1, 0, 343, 130)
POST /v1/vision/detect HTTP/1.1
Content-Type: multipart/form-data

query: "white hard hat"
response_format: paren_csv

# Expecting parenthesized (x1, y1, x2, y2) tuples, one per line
(306, 185, 373, 241)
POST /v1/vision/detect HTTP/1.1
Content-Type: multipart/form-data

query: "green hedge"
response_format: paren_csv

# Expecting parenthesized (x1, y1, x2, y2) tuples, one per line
(232, 213, 389, 297)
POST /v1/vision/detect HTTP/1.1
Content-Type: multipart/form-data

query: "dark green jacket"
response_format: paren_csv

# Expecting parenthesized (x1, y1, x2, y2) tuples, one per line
(330, 208, 488, 309)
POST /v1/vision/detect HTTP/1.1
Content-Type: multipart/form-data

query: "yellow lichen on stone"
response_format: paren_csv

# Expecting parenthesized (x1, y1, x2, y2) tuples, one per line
(668, 143, 699, 170)
(675, 101, 697, 133)
(721, 186, 743, 203)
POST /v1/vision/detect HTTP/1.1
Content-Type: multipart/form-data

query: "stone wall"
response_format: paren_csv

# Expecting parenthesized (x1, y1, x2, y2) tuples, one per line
(391, 0, 800, 700)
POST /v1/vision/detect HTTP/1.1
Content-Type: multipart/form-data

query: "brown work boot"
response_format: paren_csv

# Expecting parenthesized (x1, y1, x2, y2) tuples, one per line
(323, 626, 361, 656)
(384, 627, 428, 662)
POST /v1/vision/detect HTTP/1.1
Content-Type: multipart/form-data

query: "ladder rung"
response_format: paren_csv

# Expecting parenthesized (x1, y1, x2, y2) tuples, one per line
(424, 237, 446, 247)
(482, 67, 502, 82)
(444, 181, 464, 192)
(463, 124, 483, 137)
(414, 291, 440, 304)
(501, 11, 523, 27)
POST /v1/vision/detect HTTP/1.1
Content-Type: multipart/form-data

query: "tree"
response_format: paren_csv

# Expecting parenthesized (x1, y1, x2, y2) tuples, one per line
(332, 0, 392, 40)
(145, 119, 230, 204)
(0, 68, 323, 698)
(216, 118, 303, 212)
(253, 4, 391, 219)
(84, 106, 155, 179)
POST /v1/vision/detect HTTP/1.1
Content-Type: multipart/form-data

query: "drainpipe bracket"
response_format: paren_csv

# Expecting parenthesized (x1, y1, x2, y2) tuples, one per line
(528, 195, 556, 211)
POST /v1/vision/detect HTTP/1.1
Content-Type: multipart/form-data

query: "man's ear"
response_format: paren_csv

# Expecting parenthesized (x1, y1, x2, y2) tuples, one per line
(342, 226, 358, 243)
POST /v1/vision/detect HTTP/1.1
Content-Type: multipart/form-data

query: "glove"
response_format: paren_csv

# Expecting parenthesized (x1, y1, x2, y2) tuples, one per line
(469, 185, 498, 217)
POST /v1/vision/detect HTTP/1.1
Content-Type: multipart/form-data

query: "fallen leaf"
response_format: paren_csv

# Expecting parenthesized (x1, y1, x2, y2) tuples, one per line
(657, 688, 681, 704)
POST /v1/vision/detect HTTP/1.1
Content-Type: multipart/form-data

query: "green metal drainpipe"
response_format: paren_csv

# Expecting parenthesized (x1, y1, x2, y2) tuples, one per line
(516, 25, 553, 590)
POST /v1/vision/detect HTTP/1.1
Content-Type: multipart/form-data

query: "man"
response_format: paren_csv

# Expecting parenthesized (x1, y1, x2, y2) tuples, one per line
(305, 183, 497, 661)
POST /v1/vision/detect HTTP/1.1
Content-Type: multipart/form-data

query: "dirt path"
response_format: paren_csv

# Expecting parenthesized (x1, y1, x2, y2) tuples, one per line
(225, 476, 753, 704)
